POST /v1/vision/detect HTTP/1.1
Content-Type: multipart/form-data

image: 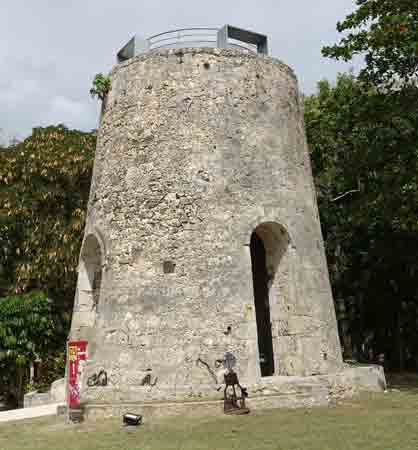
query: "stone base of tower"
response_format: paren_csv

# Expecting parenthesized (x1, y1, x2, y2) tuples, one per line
(79, 365, 385, 421)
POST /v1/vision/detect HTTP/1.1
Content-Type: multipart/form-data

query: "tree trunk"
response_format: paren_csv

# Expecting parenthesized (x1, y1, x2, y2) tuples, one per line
(398, 311, 404, 372)
(14, 365, 27, 408)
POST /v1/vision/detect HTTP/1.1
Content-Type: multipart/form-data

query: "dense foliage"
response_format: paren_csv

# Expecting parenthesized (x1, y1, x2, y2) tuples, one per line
(0, 125, 96, 313)
(315, 0, 418, 372)
(0, 292, 55, 364)
(0, 126, 95, 405)
(0, 291, 58, 405)
(322, 0, 418, 87)
(24, 351, 66, 395)
(305, 73, 418, 370)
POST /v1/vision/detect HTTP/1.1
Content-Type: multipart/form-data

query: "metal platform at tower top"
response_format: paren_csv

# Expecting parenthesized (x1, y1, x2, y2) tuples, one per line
(117, 25, 268, 63)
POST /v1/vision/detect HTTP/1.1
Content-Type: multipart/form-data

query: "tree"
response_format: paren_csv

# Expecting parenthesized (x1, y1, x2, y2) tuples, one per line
(0, 126, 95, 406)
(90, 73, 111, 101)
(305, 74, 418, 370)
(0, 125, 96, 318)
(322, 0, 418, 88)
(0, 292, 57, 406)
(320, 1, 418, 369)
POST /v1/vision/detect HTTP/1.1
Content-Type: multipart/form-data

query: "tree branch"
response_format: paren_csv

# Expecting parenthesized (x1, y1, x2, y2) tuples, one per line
(331, 189, 360, 202)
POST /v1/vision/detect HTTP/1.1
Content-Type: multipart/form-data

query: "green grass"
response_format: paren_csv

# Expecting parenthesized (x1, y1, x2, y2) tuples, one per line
(1, 379, 418, 450)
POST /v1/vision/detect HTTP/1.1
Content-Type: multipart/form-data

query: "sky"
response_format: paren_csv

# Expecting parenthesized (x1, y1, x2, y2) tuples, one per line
(0, 0, 360, 143)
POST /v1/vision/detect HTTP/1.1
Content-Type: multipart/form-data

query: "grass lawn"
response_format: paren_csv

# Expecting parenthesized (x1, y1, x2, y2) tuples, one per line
(1, 376, 417, 450)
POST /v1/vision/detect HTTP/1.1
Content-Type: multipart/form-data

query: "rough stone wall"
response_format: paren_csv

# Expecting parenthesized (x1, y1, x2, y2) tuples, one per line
(70, 48, 343, 405)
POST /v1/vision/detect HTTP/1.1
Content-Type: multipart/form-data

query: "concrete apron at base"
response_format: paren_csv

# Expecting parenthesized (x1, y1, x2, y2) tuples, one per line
(0, 403, 63, 423)
(84, 392, 329, 421)
(82, 366, 386, 421)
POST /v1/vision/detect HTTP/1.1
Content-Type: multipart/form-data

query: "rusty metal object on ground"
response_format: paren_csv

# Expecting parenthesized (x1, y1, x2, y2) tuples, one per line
(222, 352, 249, 415)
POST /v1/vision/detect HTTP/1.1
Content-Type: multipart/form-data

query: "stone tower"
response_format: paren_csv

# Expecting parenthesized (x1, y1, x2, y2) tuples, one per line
(69, 26, 384, 418)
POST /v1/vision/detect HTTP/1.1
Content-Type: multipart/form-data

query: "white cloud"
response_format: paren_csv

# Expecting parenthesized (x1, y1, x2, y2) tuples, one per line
(44, 95, 97, 130)
(0, 78, 41, 105)
(0, 0, 360, 139)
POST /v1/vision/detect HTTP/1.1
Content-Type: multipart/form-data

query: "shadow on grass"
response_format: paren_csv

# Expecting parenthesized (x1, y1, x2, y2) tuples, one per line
(386, 372, 418, 394)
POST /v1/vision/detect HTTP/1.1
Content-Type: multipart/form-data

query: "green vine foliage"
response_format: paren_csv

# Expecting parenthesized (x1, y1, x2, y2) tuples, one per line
(90, 73, 112, 101)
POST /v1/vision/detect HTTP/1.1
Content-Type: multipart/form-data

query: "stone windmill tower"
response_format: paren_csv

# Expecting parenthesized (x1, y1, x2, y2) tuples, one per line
(69, 25, 384, 418)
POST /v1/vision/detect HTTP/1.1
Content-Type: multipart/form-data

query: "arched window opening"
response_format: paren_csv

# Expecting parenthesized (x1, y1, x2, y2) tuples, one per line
(78, 234, 103, 314)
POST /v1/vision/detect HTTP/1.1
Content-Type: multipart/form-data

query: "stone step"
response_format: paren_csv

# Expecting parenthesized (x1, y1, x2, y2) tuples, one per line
(0, 403, 63, 423)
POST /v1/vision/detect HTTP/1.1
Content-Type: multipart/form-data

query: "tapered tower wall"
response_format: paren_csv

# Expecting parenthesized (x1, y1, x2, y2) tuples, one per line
(70, 47, 346, 409)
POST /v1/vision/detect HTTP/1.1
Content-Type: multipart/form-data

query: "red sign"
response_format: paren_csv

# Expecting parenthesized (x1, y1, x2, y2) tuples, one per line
(67, 340, 88, 408)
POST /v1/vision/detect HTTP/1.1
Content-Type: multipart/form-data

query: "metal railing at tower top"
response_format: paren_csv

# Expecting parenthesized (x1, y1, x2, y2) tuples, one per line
(148, 28, 219, 51)
(117, 25, 268, 63)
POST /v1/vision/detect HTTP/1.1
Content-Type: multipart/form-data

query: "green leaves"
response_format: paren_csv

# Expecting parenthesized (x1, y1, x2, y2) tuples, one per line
(0, 125, 95, 308)
(322, 0, 418, 87)
(305, 74, 418, 368)
(0, 126, 95, 403)
(306, 74, 418, 234)
(0, 292, 56, 363)
(0, 291, 60, 405)
(90, 73, 111, 101)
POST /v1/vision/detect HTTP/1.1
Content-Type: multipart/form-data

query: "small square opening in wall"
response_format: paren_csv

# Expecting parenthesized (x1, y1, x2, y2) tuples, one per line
(163, 261, 176, 274)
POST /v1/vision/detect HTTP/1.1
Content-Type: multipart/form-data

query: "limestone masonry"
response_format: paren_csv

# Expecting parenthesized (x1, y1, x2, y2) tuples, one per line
(69, 45, 385, 418)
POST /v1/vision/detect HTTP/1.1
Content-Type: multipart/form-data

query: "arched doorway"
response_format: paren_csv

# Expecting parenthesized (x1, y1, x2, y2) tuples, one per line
(250, 222, 290, 376)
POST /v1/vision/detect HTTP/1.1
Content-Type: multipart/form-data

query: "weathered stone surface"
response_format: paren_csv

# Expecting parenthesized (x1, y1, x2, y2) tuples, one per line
(68, 47, 382, 413)
(50, 378, 66, 403)
(326, 364, 387, 400)
(23, 391, 50, 409)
